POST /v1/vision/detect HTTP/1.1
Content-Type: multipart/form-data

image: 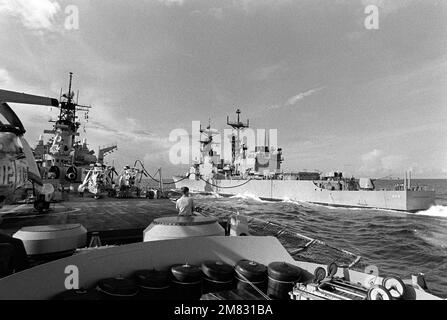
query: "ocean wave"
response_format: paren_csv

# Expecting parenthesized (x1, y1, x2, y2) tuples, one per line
(281, 198, 308, 206)
(413, 205, 447, 218)
(201, 193, 223, 199)
(189, 191, 223, 199)
(280, 199, 399, 213)
(414, 229, 447, 249)
(280, 198, 341, 210)
(229, 193, 273, 203)
(195, 190, 447, 297)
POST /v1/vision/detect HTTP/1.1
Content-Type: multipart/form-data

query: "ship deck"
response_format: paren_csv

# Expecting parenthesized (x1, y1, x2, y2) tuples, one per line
(0, 197, 178, 244)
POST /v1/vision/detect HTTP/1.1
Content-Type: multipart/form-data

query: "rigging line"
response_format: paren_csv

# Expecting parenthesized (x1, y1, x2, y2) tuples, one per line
(133, 159, 190, 185)
(234, 271, 271, 300)
(199, 176, 253, 189)
(160, 174, 191, 185)
(133, 159, 164, 184)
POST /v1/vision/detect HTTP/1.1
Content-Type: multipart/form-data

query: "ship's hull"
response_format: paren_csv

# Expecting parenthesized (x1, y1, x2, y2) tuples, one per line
(173, 177, 435, 212)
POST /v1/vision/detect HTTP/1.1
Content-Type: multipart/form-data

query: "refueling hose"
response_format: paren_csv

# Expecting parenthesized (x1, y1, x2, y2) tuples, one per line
(133, 159, 190, 185)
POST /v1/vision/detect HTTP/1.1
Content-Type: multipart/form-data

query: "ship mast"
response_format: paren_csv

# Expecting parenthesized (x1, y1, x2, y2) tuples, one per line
(226, 109, 249, 165)
(44, 72, 92, 166)
(57, 73, 91, 139)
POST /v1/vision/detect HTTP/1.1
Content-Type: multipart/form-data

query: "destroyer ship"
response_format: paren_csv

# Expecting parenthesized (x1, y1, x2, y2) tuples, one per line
(174, 110, 435, 212)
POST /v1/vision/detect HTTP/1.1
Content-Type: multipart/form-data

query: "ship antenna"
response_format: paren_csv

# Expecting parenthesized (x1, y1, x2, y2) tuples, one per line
(68, 72, 73, 104)
(226, 108, 249, 166)
(227, 108, 249, 130)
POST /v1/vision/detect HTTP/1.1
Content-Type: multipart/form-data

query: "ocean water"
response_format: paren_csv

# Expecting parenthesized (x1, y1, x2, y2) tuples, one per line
(188, 179, 447, 298)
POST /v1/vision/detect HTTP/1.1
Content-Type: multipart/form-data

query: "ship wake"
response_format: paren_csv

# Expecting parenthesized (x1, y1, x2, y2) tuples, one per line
(413, 205, 447, 218)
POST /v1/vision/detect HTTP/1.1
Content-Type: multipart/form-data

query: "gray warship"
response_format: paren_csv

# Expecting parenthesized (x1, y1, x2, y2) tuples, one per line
(174, 110, 435, 212)
(33, 72, 117, 185)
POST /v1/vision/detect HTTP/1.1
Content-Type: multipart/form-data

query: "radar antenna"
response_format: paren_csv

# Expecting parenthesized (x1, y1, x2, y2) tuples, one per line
(227, 108, 249, 130)
(226, 109, 249, 164)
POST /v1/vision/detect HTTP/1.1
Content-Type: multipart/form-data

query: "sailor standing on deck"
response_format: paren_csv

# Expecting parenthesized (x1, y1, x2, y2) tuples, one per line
(176, 187, 195, 216)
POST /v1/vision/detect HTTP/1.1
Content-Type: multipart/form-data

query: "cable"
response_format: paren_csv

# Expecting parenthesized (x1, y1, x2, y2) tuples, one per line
(235, 271, 271, 300)
(133, 158, 253, 188)
(133, 159, 190, 185)
(166, 175, 192, 184)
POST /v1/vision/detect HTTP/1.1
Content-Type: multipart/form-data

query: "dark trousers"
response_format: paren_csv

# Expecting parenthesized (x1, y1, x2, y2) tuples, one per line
(0, 233, 29, 273)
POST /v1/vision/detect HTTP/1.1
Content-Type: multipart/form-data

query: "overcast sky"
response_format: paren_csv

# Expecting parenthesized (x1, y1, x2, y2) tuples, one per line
(0, 0, 446, 178)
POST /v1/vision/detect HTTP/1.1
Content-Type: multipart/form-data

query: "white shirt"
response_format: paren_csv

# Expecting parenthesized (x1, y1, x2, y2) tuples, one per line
(176, 195, 194, 216)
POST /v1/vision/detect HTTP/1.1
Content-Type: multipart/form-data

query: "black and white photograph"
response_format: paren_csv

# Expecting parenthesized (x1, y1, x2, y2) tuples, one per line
(0, 0, 446, 308)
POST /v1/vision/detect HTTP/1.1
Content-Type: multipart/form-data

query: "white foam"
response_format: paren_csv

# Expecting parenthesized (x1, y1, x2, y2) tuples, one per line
(413, 205, 447, 218)
(230, 193, 272, 203)
(205, 192, 223, 199)
(414, 229, 447, 248)
(281, 199, 368, 211)
(192, 192, 223, 199)
(281, 198, 305, 206)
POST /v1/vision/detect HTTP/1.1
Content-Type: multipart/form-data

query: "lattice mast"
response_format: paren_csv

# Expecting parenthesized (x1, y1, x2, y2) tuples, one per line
(226, 109, 249, 164)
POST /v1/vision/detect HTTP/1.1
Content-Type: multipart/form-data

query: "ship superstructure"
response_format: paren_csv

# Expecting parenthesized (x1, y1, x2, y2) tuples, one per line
(189, 110, 283, 182)
(174, 110, 435, 212)
(33, 73, 117, 183)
